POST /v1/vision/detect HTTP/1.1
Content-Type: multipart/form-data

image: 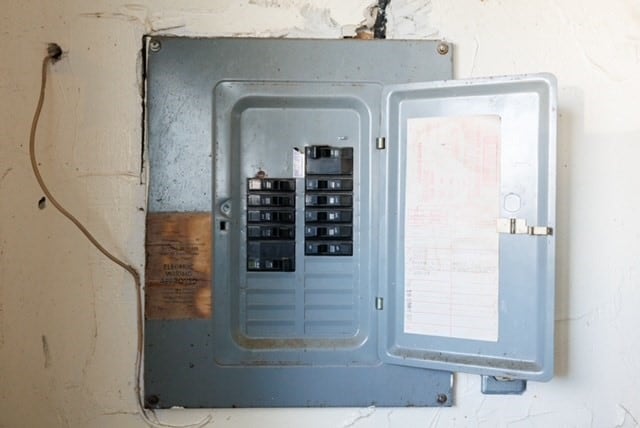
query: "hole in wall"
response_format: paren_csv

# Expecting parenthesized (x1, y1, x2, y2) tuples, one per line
(38, 196, 46, 209)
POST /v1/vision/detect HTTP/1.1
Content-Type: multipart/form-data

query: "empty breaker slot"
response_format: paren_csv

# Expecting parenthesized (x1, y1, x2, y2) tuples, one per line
(246, 178, 296, 272)
(304, 146, 354, 256)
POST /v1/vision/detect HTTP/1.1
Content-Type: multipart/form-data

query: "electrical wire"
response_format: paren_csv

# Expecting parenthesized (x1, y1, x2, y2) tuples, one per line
(29, 44, 212, 428)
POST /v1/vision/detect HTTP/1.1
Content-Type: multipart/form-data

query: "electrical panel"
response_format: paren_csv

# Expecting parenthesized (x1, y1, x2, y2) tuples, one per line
(144, 38, 556, 408)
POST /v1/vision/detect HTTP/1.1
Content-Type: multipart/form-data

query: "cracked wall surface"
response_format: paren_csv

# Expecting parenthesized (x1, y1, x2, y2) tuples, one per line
(1, 0, 640, 427)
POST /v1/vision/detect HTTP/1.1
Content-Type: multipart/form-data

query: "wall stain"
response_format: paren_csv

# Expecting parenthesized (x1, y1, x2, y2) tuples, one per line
(386, 0, 437, 39)
(79, 12, 138, 22)
(82, 266, 98, 379)
(81, 2, 378, 39)
(41, 335, 51, 369)
(0, 296, 3, 348)
(101, 410, 138, 416)
(249, 0, 297, 6)
(79, 5, 228, 34)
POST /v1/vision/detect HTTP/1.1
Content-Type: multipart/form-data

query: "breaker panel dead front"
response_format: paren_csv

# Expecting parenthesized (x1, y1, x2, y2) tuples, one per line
(144, 37, 556, 408)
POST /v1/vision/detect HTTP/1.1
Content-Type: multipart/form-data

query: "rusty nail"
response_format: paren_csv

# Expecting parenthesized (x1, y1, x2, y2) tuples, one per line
(437, 42, 449, 55)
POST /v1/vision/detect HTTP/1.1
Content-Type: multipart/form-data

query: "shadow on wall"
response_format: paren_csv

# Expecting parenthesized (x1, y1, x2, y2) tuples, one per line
(554, 85, 583, 378)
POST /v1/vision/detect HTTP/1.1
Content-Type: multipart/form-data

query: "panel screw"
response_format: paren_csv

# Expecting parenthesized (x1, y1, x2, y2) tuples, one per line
(220, 200, 232, 216)
(437, 42, 449, 55)
(149, 40, 161, 52)
(436, 393, 448, 404)
(146, 394, 160, 406)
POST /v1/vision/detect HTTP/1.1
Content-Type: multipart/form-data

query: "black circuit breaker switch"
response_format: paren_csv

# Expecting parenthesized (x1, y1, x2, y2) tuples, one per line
(305, 194, 353, 207)
(305, 241, 353, 256)
(305, 225, 353, 239)
(306, 178, 353, 191)
(305, 209, 353, 223)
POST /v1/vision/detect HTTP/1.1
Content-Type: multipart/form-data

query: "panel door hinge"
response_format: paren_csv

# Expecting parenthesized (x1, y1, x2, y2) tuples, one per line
(375, 297, 384, 310)
(376, 137, 386, 150)
(496, 218, 553, 236)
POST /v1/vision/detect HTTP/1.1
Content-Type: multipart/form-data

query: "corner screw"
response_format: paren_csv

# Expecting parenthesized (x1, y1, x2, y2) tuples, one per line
(149, 39, 161, 52)
(436, 393, 448, 404)
(146, 394, 160, 406)
(437, 42, 449, 55)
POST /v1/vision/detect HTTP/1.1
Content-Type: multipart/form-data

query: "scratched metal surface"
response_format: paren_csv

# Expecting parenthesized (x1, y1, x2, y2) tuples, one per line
(145, 37, 453, 408)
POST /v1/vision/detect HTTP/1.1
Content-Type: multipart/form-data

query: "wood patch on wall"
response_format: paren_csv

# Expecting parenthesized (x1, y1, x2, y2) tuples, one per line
(145, 212, 212, 320)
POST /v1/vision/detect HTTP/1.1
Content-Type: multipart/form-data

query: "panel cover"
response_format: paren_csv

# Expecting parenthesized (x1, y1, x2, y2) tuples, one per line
(145, 37, 455, 408)
(379, 74, 557, 380)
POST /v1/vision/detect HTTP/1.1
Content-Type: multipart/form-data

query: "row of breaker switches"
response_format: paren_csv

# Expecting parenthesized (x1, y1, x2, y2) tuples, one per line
(246, 178, 296, 272)
(304, 146, 354, 256)
(247, 194, 294, 207)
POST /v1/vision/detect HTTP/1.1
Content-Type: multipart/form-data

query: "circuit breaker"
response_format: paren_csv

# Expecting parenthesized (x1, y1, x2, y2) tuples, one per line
(144, 38, 556, 408)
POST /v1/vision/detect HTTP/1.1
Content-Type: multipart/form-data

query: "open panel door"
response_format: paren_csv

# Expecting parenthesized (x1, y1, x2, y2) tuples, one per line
(379, 74, 556, 381)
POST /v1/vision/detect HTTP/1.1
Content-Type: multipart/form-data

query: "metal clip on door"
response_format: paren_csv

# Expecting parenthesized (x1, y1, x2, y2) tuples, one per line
(496, 218, 553, 236)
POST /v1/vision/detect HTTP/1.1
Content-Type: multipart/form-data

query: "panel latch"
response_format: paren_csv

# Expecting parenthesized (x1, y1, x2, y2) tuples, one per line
(496, 218, 553, 236)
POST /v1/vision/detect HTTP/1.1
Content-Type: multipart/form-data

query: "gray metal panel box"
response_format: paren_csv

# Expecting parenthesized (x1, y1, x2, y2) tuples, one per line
(144, 37, 556, 408)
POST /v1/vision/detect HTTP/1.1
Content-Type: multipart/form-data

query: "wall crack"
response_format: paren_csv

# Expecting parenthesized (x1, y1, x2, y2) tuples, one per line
(342, 407, 376, 428)
(618, 404, 640, 428)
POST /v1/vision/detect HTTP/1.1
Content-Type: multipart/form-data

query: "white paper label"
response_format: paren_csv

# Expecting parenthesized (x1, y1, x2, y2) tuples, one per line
(293, 148, 305, 178)
(403, 115, 501, 342)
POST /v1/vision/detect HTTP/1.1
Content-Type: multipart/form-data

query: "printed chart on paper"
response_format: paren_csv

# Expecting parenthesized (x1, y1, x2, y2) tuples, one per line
(403, 115, 501, 342)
